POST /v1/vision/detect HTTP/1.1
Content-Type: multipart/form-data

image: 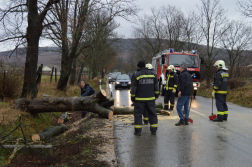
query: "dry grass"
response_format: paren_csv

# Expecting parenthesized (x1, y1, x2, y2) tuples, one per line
(198, 80, 252, 108)
(0, 75, 103, 125)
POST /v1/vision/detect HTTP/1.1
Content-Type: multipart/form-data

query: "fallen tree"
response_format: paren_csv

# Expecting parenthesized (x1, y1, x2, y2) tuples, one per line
(31, 124, 68, 141)
(13, 90, 113, 119)
(112, 106, 172, 116)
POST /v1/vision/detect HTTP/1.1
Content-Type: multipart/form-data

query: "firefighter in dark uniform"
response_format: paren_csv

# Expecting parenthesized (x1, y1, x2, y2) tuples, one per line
(130, 66, 149, 125)
(164, 65, 178, 111)
(131, 61, 159, 136)
(212, 60, 229, 122)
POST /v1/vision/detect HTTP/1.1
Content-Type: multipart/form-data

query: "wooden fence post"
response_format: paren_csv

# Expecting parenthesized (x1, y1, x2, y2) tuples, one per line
(55, 68, 57, 82)
(50, 67, 54, 83)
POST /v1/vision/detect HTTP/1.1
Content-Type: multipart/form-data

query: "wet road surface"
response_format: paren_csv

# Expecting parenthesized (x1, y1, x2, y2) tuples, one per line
(109, 83, 252, 167)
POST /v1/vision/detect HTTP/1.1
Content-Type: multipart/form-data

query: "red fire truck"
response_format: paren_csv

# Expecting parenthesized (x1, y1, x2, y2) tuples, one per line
(151, 49, 203, 96)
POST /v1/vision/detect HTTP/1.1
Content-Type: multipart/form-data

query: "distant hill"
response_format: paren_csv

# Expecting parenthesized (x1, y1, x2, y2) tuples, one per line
(1, 38, 251, 68)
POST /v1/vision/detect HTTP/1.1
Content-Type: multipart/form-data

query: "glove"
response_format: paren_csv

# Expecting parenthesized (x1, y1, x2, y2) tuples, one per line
(212, 90, 215, 97)
(172, 88, 176, 93)
(211, 82, 214, 87)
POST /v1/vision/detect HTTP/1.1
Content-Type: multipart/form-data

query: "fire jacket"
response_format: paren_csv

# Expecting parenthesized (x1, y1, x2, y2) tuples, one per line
(81, 84, 95, 96)
(131, 67, 159, 102)
(178, 69, 193, 96)
(213, 69, 229, 94)
(165, 70, 178, 90)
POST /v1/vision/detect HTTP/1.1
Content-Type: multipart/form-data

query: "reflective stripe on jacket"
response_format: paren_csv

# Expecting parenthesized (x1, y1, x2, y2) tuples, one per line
(165, 71, 178, 90)
(214, 69, 229, 94)
(131, 67, 159, 102)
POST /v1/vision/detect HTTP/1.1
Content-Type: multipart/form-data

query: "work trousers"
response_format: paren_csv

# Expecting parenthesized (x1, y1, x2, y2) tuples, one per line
(176, 96, 190, 121)
(164, 90, 175, 110)
(215, 94, 228, 120)
(143, 108, 149, 124)
(134, 101, 158, 133)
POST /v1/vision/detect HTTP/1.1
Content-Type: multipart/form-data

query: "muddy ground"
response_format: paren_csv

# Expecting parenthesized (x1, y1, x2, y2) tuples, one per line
(6, 111, 117, 167)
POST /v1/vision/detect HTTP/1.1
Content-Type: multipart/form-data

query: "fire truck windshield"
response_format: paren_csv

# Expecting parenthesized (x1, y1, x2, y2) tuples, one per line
(169, 54, 199, 68)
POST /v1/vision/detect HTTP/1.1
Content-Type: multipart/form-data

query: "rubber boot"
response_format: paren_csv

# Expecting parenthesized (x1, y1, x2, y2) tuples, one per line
(175, 119, 185, 126)
(169, 107, 174, 111)
(164, 105, 168, 110)
(143, 120, 149, 125)
(223, 114, 228, 121)
(212, 115, 223, 122)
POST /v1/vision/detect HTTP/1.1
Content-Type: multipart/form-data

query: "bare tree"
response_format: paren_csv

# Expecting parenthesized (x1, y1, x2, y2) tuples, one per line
(0, 0, 60, 98)
(220, 20, 252, 78)
(238, 0, 252, 17)
(130, 8, 166, 63)
(197, 0, 228, 86)
(45, 0, 137, 91)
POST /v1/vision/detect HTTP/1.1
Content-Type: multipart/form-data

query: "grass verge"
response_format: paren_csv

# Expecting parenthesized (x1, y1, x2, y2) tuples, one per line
(0, 76, 106, 166)
(197, 80, 252, 108)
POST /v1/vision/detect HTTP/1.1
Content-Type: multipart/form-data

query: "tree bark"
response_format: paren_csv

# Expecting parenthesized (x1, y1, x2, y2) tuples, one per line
(58, 112, 69, 124)
(13, 90, 113, 119)
(77, 63, 85, 84)
(69, 58, 77, 85)
(31, 124, 68, 141)
(20, 0, 60, 98)
(112, 106, 171, 116)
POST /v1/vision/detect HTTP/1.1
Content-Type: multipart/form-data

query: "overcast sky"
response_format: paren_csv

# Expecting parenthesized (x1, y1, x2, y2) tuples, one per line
(114, 0, 245, 38)
(0, 0, 249, 52)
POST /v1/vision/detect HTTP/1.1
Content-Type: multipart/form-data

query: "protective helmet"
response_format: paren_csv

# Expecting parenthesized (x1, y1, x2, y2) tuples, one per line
(146, 63, 153, 69)
(213, 60, 228, 70)
(167, 65, 175, 72)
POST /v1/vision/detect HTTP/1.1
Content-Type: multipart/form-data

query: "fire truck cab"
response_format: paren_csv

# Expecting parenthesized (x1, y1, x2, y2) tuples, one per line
(152, 49, 203, 96)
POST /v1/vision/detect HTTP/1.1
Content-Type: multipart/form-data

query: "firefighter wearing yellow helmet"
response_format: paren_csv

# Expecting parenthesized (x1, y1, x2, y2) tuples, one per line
(164, 65, 178, 110)
(212, 60, 229, 122)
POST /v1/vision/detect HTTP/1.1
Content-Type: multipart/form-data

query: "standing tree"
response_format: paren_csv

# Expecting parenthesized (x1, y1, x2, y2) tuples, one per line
(220, 20, 252, 78)
(197, 0, 228, 86)
(45, 0, 137, 91)
(0, 0, 60, 98)
(239, 0, 252, 17)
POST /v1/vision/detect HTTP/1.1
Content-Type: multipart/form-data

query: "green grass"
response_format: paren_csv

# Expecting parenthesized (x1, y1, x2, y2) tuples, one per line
(197, 81, 252, 108)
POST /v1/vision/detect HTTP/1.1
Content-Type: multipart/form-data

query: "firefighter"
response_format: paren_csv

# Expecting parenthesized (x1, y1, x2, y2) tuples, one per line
(212, 60, 229, 122)
(131, 61, 159, 136)
(130, 67, 149, 124)
(164, 65, 178, 111)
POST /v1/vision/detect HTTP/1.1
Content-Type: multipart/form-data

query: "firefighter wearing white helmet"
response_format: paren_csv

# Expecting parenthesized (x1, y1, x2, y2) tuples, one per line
(146, 63, 153, 70)
(212, 60, 229, 122)
(164, 65, 178, 110)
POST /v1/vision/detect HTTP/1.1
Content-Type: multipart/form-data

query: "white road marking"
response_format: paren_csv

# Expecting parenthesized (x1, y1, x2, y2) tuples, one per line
(190, 109, 206, 116)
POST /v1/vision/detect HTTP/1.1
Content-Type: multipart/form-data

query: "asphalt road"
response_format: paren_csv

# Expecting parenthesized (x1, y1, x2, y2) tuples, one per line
(110, 83, 252, 167)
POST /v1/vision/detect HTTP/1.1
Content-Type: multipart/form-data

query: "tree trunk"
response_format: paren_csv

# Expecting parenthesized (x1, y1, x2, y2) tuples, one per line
(112, 106, 171, 115)
(21, 0, 60, 97)
(77, 63, 85, 84)
(13, 90, 113, 119)
(69, 58, 77, 85)
(31, 124, 68, 141)
(20, 1, 40, 98)
(58, 112, 69, 124)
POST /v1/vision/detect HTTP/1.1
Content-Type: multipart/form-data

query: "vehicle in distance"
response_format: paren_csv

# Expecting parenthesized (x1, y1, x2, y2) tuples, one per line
(109, 73, 119, 83)
(115, 74, 131, 89)
(113, 72, 121, 75)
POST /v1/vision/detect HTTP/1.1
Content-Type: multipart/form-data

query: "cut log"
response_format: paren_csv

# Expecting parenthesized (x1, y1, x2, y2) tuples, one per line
(155, 103, 163, 109)
(112, 106, 170, 116)
(31, 124, 68, 141)
(13, 90, 113, 119)
(58, 112, 69, 124)
(100, 97, 114, 108)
